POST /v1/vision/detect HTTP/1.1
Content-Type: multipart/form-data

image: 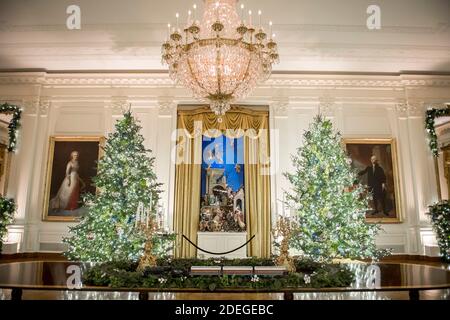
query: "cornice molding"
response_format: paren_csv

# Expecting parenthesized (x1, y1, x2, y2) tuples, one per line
(157, 98, 176, 116)
(22, 97, 40, 115)
(394, 99, 432, 118)
(0, 72, 450, 89)
(270, 99, 290, 117)
(0, 73, 46, 85)
(1, 21, 447, 35)
(108, 96, 129, 115)
(39, 97, 51, 115)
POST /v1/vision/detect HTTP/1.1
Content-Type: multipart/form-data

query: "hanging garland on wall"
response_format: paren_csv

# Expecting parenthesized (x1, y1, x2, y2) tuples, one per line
(427, 201, 450, 262)
(0, 197, 15, 254)
(0, 102, 22, 152)
(425, 105, 450, 157)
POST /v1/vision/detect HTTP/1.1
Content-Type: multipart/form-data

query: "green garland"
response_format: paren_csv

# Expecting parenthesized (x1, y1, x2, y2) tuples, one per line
(0, 197, 15, 253)
(83, 258, 354, 290)
(427, 201, 450, 262)
(425, 106, 450, 157)
(0, 103, 22, 152)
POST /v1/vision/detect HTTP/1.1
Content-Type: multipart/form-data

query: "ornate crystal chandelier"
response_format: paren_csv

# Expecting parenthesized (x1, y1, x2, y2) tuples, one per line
(161, 0, 279, 117)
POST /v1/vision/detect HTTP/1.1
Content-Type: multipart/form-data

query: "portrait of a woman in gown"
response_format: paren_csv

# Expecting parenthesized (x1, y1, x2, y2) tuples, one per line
(44, 136, 103, 221)
(49, 151, 86, 213)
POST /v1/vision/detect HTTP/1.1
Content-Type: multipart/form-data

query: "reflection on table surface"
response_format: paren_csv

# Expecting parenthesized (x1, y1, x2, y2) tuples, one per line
(0, 261, 449, 291)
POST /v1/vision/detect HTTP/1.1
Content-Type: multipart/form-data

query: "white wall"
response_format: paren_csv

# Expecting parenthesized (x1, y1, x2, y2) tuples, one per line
(0, 72, 448, 255)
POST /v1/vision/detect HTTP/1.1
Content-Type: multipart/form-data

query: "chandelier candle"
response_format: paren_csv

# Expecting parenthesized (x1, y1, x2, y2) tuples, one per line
(258, 10, 261, 28)
(161, 0, 279, 116)
(269, 21, 273, 39)
(193, 4, 197, 23)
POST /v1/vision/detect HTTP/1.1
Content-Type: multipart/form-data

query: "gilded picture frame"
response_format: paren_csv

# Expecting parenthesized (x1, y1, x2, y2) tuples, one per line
(42, 136, 105, 222)
(0, 112, 14, 195)
(343, 138, 402, 223)
(0, 142, 11, 196)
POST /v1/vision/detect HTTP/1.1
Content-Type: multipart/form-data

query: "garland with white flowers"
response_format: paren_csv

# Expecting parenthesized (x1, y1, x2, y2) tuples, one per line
(0, 103, 22, 152)
(425, 106, 450, 157)
(427, 201, 450, 262)
(0, 197, 15, 253)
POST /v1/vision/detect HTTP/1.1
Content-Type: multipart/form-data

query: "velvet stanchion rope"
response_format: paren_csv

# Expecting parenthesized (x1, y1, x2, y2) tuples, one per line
(182, 234, 255, 255)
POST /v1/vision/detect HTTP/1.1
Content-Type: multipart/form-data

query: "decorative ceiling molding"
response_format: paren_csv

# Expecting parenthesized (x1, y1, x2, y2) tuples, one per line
(0, 74, 46, 85)
(157, 99, 176, 116)
(406, 100, 426, 117)
(1, 72, 449, 89)
(394, 99, 434, 118)
(270, 99, 290, 117)
(1, 21, 447, 35)
(109, 96, 129, 115)
(22, 97, 40, 115)
(38, 97, 51, 115)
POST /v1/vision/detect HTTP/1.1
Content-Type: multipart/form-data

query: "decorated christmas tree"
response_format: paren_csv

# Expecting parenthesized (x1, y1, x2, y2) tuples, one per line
(284, 115, 384, 262)
(64, 111, 163, 262)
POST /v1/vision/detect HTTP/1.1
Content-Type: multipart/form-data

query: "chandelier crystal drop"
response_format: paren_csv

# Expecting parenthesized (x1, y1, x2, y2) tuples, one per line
(161, 0, 279, 116)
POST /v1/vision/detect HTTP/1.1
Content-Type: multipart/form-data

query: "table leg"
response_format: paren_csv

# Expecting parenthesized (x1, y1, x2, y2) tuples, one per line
(138, 292, 149, 300)
(409, 289, 420, 301)
(284, 291, 294, 300)
(11, 288, 22, 300)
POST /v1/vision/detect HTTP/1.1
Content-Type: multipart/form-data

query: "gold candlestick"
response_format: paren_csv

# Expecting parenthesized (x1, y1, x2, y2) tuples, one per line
(273, 216, 296, 273)
(137, 216, 158, 272)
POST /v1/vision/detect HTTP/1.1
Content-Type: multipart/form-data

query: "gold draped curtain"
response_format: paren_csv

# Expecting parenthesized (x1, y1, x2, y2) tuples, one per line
(174, 106, 272, 258)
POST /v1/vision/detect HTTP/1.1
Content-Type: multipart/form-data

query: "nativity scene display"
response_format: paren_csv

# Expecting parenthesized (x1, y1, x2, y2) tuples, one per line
(199, 135, 246, 233)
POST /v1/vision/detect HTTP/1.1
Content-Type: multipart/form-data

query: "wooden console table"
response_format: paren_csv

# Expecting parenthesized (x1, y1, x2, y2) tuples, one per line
(0, 261, 449, 300)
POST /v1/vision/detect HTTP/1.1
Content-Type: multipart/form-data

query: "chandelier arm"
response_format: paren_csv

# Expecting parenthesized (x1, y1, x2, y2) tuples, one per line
(186, 38, 253, 51)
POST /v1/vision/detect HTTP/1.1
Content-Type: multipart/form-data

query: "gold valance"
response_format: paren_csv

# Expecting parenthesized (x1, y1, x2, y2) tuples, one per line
(177, 106, 269, 138)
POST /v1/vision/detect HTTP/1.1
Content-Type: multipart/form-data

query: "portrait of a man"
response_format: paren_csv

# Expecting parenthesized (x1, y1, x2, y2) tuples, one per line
(358, 155, 388, 215)
(344, 139, 401, 223)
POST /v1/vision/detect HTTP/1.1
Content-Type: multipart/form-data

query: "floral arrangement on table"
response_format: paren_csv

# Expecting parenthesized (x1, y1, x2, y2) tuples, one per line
(427, 201, 450, 262)
(0, 197, 15, 253)
(82, 257, 354, 290)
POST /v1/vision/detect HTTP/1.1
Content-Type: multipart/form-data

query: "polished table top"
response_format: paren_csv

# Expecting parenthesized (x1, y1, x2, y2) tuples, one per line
(0, 261, 449, 292)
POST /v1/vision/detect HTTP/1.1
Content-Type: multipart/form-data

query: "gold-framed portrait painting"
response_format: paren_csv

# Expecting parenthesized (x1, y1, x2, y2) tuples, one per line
(343, 138, 401, 223)
(43, 136, 104, 221)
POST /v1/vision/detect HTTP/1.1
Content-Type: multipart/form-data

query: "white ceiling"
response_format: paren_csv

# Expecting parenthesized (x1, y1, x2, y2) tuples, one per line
(0, 0, 449, 72)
